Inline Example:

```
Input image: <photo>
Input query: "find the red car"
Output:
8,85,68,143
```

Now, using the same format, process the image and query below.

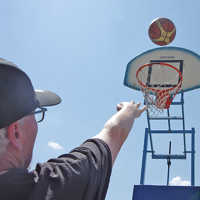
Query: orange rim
136,62,183,94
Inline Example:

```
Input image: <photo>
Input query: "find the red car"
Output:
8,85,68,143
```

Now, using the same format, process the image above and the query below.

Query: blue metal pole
167,141,172,186
140,128,149,185
146,110,154,155
150,130,192,134
181,92,187,157
167,108,171,132
191,128,195,186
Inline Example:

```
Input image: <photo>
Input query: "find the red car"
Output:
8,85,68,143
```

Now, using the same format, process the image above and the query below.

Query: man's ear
7,122,23,151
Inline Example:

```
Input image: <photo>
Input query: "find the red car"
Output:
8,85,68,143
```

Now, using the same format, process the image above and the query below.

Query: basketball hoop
136,63,183,113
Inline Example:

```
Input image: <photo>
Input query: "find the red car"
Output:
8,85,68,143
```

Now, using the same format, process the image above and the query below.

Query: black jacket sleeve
30,139,112,200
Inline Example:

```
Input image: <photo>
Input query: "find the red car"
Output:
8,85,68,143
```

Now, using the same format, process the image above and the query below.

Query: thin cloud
169,176,190,186
48,141,64,150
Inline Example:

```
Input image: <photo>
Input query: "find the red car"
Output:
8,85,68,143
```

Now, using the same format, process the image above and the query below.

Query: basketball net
136,63,182,115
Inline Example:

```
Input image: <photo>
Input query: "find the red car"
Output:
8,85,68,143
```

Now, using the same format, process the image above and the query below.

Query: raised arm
93,101,146,165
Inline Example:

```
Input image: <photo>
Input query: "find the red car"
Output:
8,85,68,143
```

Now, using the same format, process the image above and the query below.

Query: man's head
0,58,61,170
1,115,38,169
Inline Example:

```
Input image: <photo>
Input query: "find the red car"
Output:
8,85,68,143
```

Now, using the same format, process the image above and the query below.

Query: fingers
136,102,141,108
140,105,147,113
135,102,147,114
116,104,121,111
117,101,146,112
116,102,130,111
116,103,124,111
116,101,147,119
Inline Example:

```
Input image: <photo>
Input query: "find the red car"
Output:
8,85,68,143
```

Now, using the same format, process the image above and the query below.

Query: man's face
19,114,38,168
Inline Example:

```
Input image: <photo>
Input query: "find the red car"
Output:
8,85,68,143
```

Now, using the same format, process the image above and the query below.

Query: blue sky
1,0,200,199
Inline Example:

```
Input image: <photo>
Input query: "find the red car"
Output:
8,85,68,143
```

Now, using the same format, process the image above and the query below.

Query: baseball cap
0,58,61,129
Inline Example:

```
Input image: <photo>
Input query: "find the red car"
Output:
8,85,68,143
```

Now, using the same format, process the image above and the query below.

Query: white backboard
124,47,200,93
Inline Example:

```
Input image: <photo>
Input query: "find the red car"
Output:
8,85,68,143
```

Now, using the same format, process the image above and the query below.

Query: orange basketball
148,18,176,46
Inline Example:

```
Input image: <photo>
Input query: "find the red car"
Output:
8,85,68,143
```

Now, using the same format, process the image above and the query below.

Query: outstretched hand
104,101,147,136
116,101,147,119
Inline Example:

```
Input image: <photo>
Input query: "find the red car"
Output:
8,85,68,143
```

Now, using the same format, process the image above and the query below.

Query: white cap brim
35,90,62,107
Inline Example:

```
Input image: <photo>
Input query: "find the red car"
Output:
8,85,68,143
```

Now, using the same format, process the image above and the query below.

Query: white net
136,63,182,115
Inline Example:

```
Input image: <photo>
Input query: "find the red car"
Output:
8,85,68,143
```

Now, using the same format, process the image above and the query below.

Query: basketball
148,18,176,46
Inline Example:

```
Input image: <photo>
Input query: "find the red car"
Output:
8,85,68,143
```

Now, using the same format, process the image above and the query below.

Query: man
0,58,146,200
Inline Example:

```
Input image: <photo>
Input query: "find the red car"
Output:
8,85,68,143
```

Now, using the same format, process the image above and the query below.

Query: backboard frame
124,47,200,93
